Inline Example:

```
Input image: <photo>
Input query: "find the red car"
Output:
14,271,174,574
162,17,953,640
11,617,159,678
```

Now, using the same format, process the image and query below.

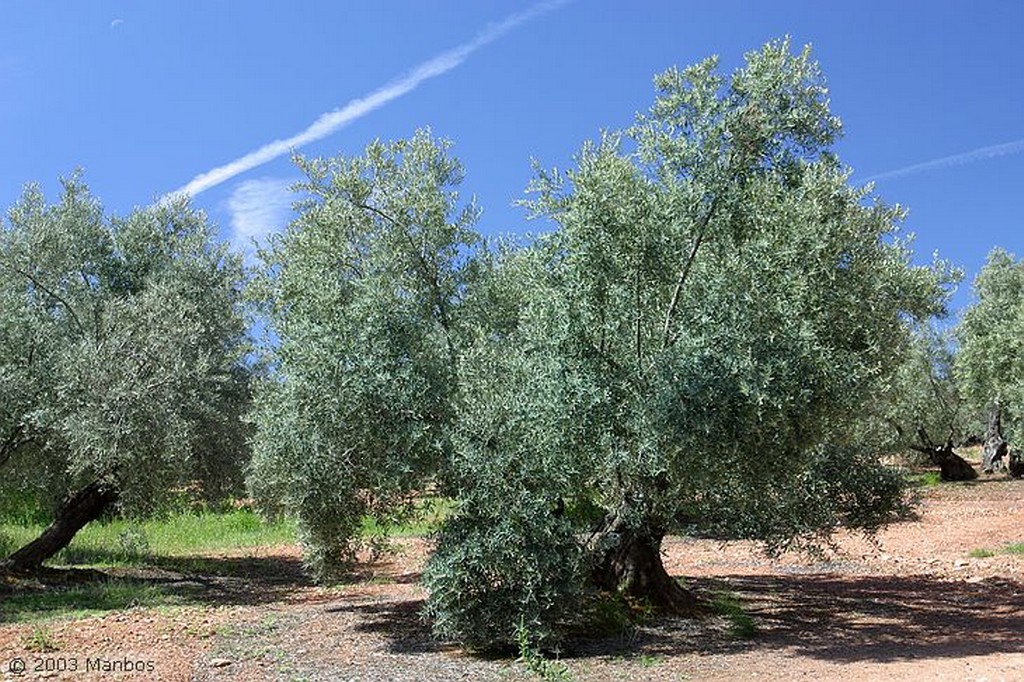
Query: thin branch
79,268,104,342
927,372,953,418
583,332,623,374
144,377,175,393
1,262,87,336
354,200,400,229
635,256,643,374
884,417,904,442
916,426,936,449
354,200,457,360
661,196,719,349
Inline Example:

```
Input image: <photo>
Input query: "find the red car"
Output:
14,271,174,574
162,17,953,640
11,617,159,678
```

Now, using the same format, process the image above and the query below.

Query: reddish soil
2,473,1022,681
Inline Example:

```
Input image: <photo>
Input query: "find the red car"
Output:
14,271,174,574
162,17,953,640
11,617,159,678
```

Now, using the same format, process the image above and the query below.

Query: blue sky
2,1,1021,316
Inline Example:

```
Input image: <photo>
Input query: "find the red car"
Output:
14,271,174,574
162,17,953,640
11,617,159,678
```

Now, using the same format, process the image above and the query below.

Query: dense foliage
247,132,481,579
957,248,1024,443
4,33,1018,657
252,40,956,649
0,176,249,562
861,322,970,454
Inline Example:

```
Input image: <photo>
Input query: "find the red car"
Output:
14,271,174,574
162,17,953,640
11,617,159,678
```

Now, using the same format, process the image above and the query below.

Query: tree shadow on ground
0,553,314,622
947,476,1015,486
0,543,437,624
324,572,1024,665
330,598,444,656
702,573,1024,663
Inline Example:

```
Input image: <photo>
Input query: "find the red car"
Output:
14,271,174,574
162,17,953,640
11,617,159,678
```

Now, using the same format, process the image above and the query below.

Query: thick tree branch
2,479,119,572
910,426,976,481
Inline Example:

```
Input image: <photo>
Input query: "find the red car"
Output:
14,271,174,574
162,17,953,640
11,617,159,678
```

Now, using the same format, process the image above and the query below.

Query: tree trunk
589,514,697,613
910,427,977,481
1009,450,1024,479
2,480,118,573
982,407,1008,474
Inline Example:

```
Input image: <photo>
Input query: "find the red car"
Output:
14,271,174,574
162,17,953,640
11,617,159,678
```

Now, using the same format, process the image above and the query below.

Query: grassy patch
0,489,52,526
710,591,758,639
638,653,662,667
906,471,943,488
514,620,573,681
23,624,61,652
0,509,296,568
969,542,1024,559
577,592,657,639
0,530,15,558
583,594,634,635
0,500,451,624
1,495,451,571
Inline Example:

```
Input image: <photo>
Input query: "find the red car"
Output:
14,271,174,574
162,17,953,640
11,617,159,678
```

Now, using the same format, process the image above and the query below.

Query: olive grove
250,39,957,649
0,177,250,571
956,248,1024,477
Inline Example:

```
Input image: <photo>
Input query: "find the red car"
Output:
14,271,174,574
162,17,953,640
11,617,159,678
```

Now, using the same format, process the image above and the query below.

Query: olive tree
862,323,981,480
956,248,1024,474
248,131,481,580
251,41,954,649
425,38,952,645
885,325,965,446
0,176,249,571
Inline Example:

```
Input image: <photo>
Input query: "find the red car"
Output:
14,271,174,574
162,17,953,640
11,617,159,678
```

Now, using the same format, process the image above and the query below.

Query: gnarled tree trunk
910,427,977,481
2,480,118,573
982,407,1008,474
588,513,697,613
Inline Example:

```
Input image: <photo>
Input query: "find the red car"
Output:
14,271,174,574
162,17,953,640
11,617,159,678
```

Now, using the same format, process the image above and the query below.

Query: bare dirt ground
2,471,1022,682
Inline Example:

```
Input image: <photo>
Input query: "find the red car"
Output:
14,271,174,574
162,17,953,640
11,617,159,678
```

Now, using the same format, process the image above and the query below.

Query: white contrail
164,0,569,201
860,137,1024,183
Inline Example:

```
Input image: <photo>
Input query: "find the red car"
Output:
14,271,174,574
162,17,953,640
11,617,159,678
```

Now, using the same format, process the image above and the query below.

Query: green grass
23,624,61,652
0,508,296,623
582,594,634,635
1,509,297,567
906,471,943,488
0,499,452,624
2,495,452,568
710,591,758,639
514,620,574,681
638,654,662,667
969,542,1024,559
1,495,453,572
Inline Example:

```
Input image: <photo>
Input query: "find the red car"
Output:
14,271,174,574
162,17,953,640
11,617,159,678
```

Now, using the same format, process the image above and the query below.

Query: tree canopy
0,176,250,570
251,39,956,649
248,132,481,578
957,248,1024,444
